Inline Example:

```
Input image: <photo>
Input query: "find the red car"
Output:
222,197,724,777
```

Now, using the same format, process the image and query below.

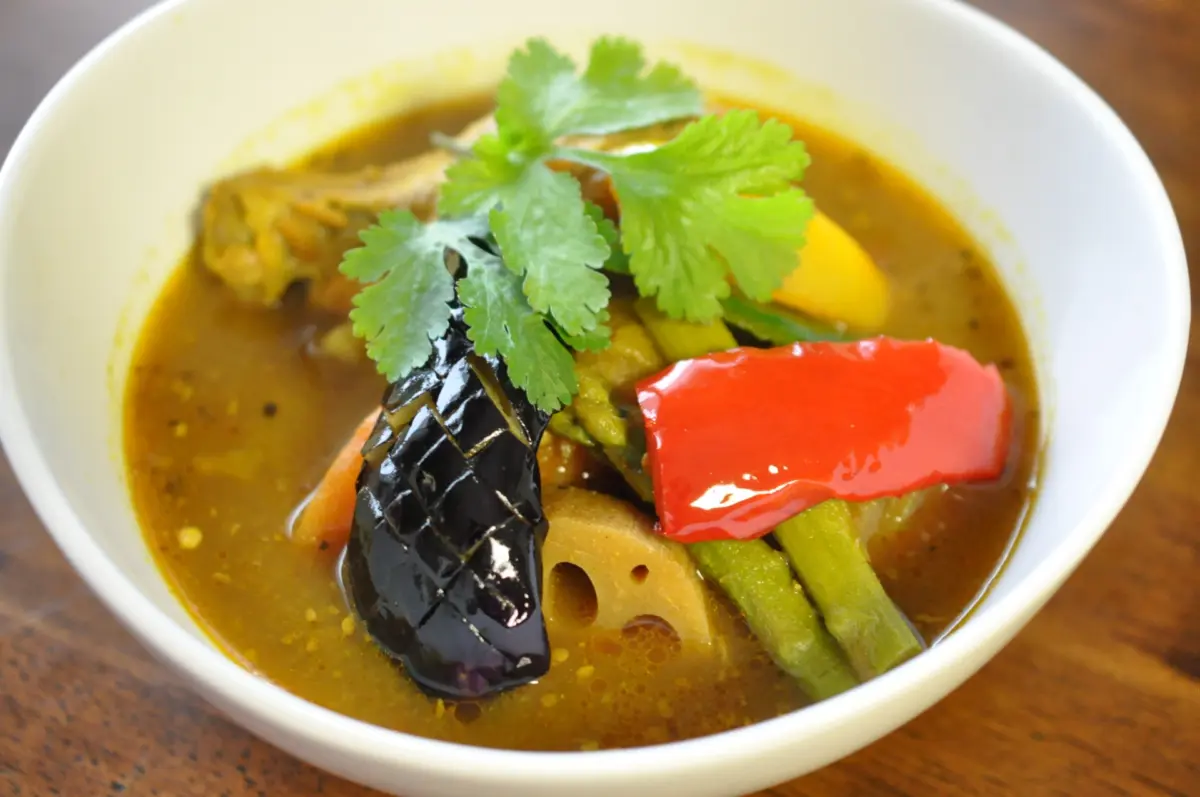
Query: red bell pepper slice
636,338,1012,543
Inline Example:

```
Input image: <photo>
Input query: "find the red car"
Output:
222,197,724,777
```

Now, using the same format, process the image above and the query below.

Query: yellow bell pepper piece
773,212,889,330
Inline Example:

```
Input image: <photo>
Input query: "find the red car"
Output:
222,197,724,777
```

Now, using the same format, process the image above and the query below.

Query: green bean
690,540,857,699
774,501,924,679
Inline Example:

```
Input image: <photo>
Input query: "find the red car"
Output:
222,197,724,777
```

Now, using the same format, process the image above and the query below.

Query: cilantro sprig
561,111,814,320
341,37,814,412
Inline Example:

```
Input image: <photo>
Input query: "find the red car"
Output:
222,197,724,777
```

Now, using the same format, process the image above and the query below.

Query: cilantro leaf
573,37,703,134
494,39,576,146
605,195,730,320
442,37,704,219
561,110,813,320
489,164,611,336
438,134,525,217
505,317,579,410
341,211,483,381
707,191,814,300
457,253,578,410
497,37,703,143
552,310,612,352
585,201,629,274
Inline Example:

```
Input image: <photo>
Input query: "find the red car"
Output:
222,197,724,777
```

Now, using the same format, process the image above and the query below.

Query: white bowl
0,0,1188,795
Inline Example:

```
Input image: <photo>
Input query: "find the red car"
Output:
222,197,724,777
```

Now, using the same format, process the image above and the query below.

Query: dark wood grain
2,1,1197,794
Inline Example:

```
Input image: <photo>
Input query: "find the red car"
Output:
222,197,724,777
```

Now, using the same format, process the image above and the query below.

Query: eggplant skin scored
344,306,552,700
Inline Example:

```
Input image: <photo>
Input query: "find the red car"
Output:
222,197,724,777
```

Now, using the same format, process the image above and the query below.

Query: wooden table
1,1,1196,794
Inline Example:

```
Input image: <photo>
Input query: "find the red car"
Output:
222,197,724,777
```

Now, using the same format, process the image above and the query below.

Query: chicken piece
200,115,496,308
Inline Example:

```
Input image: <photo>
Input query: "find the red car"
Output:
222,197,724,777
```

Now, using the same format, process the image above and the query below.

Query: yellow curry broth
125,94,1038,750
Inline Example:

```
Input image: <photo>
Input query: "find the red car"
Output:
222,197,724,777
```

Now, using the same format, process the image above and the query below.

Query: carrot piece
292,408,381,550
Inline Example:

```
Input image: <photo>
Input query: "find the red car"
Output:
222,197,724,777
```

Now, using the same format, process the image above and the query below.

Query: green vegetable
720,294,849,345
458,250,581,409
341,213,481,382
342,36,817,412
690,540,857,699
492,37,702,142
564,306,665,497
562,112,814,321
566,375,655,502
487,164,612,338
547,411,595,447
603,435,656,504
774,501,924,679
586,202,630,275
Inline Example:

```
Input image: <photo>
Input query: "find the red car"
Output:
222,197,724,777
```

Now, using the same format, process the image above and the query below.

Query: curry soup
125,93,1038,751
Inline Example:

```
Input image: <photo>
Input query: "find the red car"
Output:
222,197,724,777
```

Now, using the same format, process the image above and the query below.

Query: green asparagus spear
774,501,924,679
690,540,858,699
563,302,667,489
